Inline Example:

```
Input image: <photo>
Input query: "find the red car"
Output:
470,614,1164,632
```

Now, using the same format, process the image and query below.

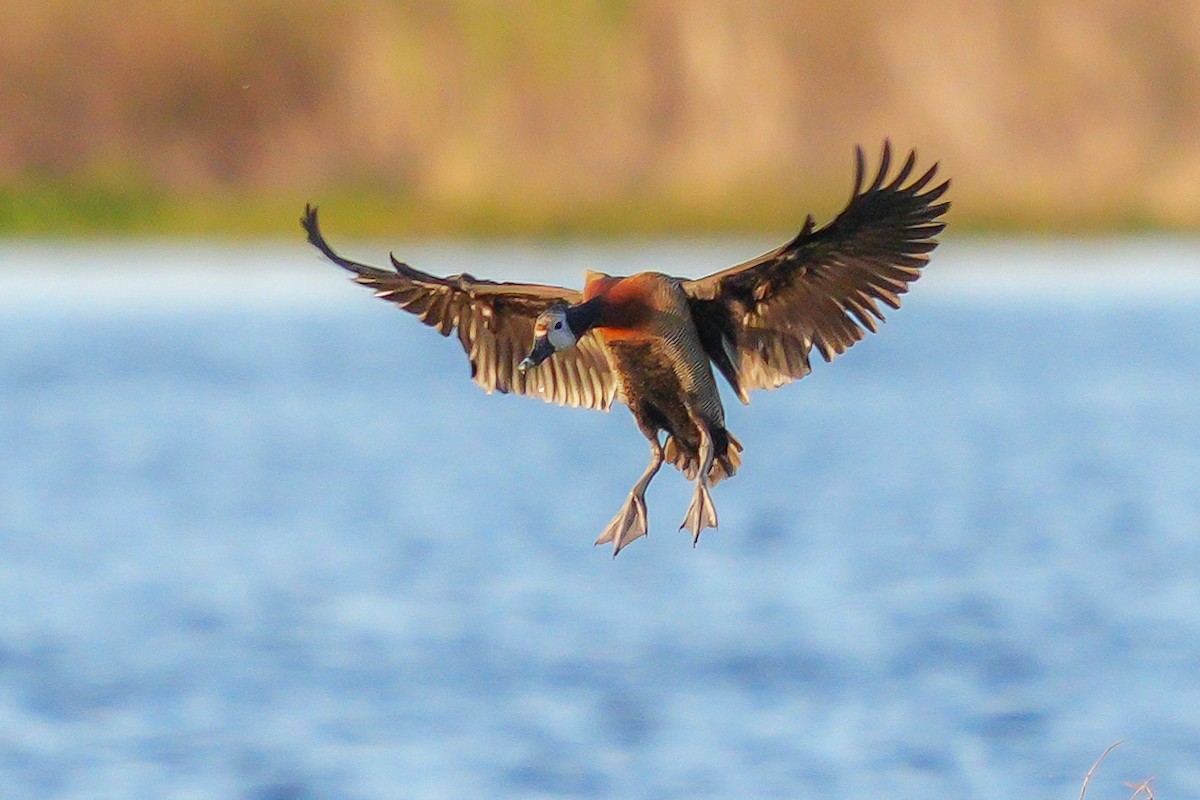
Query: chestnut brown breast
585,270,725,426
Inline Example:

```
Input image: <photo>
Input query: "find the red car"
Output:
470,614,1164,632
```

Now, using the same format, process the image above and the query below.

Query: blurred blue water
0,240,1198,799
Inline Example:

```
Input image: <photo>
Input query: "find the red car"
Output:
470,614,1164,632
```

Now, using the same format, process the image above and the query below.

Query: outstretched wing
682,141,950,403
302,205,618,411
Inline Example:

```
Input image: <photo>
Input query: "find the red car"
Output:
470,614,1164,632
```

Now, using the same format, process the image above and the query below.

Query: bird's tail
665,428,742,485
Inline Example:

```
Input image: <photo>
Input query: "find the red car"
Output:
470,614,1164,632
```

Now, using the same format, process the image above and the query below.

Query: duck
301,141,950,556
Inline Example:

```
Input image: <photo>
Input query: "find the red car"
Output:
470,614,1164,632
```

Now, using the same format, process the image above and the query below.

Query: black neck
566,297,604,334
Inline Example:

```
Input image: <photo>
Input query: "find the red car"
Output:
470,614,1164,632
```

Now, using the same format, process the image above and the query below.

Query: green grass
0,181,1186,240
0,181,820,239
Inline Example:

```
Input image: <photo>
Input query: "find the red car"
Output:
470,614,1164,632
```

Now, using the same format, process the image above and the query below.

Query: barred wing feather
302,205,618,411
682,142,950,403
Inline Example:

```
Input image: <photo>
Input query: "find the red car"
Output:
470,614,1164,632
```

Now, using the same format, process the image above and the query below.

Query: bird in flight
302,141,949,556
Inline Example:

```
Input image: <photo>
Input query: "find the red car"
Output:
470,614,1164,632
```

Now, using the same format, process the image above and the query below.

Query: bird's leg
596,438,664,557
680,426,718,544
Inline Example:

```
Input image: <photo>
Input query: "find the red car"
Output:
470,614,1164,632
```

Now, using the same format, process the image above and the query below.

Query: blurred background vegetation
1,0,1198,237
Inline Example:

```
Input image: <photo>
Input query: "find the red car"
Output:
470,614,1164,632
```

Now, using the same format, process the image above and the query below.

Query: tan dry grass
1079,741,1158,800
2,1,1199,234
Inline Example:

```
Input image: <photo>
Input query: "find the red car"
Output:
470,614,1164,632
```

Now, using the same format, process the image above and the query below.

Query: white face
536,306,577,351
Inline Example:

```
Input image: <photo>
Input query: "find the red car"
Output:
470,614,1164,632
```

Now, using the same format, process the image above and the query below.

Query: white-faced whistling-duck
302,141,950,556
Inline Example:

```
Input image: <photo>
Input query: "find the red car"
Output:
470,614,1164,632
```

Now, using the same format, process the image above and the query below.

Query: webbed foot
679,483,718,545
595,492,649,557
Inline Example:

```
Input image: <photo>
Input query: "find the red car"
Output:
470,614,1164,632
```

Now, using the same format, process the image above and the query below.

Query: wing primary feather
918,179,952,205
568,360,585,408
547,357,565,406
301,205,394,281
904,163,942,195
679,141,948,396
886,149,918,191
303,205,620,412
843,295,881,331
866,140,892,194
908,223,948,239
922,197,952,219
852,146,867,198
494,332,511,393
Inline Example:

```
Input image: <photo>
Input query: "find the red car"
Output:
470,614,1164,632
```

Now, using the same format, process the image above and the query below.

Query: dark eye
554,322,563,330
